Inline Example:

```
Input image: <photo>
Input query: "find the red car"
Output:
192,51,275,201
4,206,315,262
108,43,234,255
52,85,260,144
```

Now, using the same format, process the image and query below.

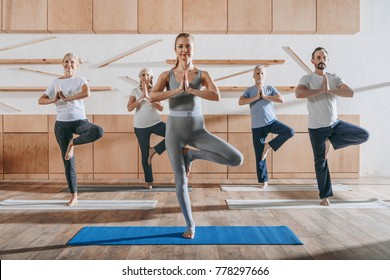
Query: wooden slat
219,86,296,92
0,86,112,92
166,59,285,65
97,39,162,68
0,58,83,64
0,37,56,52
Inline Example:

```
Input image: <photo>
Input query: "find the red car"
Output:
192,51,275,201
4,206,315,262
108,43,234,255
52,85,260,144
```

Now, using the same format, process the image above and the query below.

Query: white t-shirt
130,87,162,128
298,72,344,129
45,77,88,121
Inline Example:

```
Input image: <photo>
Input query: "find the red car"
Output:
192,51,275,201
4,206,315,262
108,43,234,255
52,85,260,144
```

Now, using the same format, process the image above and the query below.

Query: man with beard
296,47,369,206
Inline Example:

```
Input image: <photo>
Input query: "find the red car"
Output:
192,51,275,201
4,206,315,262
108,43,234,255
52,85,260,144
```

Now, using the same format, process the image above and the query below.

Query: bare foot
183,231,195,239
320,198,331,206
145,182,153,189
147,147,157,165
261,143,271,161
182,148,192,177
259,181,268,189
66,194,78,206
325,139,331,159
65,140,74,160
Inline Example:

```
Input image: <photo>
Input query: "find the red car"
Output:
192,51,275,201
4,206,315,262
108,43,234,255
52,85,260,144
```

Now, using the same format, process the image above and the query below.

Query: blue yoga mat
67,226,302,245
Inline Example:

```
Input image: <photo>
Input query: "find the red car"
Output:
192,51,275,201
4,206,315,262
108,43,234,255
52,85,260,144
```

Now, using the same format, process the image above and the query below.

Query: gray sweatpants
166,115,243,233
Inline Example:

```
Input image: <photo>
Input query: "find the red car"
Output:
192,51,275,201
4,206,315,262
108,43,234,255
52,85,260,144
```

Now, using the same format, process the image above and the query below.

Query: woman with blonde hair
38,53,104,206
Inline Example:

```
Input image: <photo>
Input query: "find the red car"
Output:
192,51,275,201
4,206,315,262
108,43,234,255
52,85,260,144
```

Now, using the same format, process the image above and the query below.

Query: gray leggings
54,119,104,193
166,116,243,233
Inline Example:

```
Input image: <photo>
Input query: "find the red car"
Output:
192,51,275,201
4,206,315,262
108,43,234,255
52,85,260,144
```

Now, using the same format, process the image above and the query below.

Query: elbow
295,92,303,99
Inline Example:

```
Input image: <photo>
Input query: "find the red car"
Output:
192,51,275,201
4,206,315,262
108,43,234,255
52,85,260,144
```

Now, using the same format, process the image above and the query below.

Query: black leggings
54,119,104,193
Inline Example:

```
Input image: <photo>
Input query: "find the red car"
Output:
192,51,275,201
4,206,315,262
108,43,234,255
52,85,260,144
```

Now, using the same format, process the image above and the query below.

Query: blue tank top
167,69,203,112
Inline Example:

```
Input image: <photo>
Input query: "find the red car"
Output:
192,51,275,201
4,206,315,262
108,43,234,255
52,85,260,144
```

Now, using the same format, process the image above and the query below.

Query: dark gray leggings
54,119,104,193
166,116,243,233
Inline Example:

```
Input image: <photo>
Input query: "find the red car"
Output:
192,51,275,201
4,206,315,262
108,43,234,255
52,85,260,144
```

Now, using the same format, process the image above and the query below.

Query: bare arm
150,71,181,102
59,84,90,101
328,83,354,98
38,93,59,105
295,84,324,99
238,91,260,106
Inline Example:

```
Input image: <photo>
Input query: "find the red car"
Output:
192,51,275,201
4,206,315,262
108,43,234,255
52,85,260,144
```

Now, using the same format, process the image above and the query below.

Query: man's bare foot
325,139,331,159
66,194,78,206
183,231,195,239
259,181,268,189
182,148,192,177
145,182,153,189
320,198,331,206
147,147,157,165
65,140,74,160
261,143,271,161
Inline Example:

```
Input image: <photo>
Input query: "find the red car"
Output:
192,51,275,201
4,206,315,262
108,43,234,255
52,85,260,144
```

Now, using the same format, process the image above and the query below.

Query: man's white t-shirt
298,72,344,129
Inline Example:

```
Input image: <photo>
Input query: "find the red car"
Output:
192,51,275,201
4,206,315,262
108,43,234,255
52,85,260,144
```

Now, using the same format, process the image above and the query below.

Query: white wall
0,0,389,177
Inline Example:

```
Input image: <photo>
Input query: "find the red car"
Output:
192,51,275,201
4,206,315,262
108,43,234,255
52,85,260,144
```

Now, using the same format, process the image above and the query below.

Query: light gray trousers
166,115,243,233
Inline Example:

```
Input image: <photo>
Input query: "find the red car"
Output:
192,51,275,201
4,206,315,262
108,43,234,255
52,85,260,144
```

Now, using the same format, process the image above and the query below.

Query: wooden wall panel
316,0,360,34
204,115,227,132
48,0,92,33
93,133,138,174
138,0,182,33
93,0,137,33
227,0,271,34
277,115,308,133
93,115,133,132
272,133,314,173
0,134,3,176
3,115,48,132
183,0,227,33
272,0,316,34
227,115,252,133
2,0,48,32
3,134,48,173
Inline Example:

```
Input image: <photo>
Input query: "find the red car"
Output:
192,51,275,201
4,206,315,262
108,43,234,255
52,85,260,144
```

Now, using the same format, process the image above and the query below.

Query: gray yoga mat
0,199,158,210
226,198,389,209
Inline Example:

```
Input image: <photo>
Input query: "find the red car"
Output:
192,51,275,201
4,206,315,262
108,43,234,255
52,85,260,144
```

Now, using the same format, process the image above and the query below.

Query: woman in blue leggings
38,53,104,206
151,33,243,239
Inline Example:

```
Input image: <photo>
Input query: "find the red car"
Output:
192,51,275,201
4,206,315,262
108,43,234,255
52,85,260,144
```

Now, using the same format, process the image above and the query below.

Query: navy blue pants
134,122,166,183
55,119,104,193
308,120,369,199
252,120,294,183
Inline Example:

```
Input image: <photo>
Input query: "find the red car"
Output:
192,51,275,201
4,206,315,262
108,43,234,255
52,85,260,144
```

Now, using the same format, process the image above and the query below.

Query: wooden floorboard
0,178,389,260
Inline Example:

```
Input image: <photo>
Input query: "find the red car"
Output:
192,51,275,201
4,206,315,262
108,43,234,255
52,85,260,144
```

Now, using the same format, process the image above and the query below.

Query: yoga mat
221,184,352,192
72,185,191,192
67,225,302,245
226,198,390,209
0,199,157,210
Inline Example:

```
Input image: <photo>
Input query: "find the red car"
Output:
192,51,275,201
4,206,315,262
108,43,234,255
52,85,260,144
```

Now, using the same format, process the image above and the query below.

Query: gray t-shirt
298,72,344,129
45,77,87,121
130,87,162,128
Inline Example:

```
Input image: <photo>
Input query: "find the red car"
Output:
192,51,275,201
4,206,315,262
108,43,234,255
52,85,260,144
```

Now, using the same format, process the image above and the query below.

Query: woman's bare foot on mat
66,194,78,206
183,231,195,239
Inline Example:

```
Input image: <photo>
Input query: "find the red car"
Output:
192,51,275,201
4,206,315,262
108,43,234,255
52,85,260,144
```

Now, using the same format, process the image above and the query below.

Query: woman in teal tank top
151,33,243,239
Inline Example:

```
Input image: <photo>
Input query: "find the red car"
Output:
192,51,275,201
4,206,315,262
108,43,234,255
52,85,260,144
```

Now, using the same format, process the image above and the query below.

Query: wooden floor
0,178,389,260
